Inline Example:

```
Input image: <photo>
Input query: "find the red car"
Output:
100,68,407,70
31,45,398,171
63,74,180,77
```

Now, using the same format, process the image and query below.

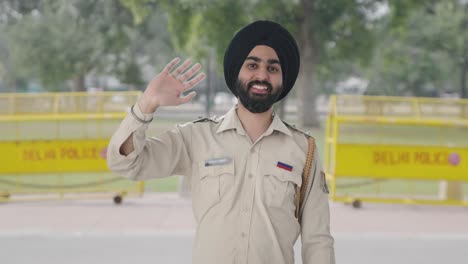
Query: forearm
118,100,158,156
119,133,135,156
106,102,154,179
107,102,191,181
107,57,202,179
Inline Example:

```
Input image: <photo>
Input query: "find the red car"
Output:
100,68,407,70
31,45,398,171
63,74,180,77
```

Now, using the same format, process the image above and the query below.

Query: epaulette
192,116,222,123
282,120,312,138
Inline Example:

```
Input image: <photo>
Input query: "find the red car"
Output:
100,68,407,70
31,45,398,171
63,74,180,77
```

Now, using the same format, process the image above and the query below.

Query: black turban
223,20,300,102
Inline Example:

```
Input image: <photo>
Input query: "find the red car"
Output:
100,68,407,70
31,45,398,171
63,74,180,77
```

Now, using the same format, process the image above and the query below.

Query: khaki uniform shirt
107,104,335,264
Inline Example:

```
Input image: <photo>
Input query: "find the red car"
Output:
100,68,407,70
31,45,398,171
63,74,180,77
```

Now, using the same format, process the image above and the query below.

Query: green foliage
5,0,463,98
118,0,156,25
119,60,146,89
366,0,468,97
3,1,124,90
1,0,171,91
162,0,248,66
138,0,387,87
409,1,467,60
7,3,105,90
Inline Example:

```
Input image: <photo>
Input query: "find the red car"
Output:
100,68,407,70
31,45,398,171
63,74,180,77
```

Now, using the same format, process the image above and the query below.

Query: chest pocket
194,159,235,220
262,161,302,209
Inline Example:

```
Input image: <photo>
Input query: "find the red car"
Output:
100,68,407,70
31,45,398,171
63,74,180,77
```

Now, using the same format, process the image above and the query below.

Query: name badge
204,157,232,167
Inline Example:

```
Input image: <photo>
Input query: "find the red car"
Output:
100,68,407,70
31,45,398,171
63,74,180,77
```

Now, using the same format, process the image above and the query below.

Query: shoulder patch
282,121,311,138
192,116,222,124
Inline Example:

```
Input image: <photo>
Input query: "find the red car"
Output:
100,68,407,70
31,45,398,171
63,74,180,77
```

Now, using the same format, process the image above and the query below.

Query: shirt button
248,173,253,179
241,232,246,238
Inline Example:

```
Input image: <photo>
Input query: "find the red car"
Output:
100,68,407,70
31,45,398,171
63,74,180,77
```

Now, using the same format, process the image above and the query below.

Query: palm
143,58,206,107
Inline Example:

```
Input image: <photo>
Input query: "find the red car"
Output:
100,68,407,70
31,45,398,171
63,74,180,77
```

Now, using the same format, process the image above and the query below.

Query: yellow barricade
0,91,144,203
325,95,468,208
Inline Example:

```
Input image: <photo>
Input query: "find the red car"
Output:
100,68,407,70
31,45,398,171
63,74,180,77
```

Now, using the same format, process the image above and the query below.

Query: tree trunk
129,84,137,91
297,0,320,128
205,49,215,116
71,74,86,113
278,97,287,119
73,74,86,92
461,62,466,99
461,61,467,119
12,78,18,93
462,3,468,99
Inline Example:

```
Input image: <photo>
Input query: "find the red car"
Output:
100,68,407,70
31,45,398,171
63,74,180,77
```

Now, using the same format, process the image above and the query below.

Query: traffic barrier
324,95,468,208
0,91,144,203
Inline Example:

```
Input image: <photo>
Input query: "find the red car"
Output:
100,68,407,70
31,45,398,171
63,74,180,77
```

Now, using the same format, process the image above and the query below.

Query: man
107,20,335,264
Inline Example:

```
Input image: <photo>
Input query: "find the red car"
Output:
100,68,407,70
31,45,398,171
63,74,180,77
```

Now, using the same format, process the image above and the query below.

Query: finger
170,58,192,77
163,57,181,74
183,72,206,91
178,91,196,105
178,63,202,82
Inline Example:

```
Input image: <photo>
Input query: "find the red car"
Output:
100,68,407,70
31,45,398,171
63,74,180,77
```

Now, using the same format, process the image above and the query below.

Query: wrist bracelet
130,104,153,124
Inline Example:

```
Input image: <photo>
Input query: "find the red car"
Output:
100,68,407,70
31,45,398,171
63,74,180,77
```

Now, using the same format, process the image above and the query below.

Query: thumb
178,91,196,105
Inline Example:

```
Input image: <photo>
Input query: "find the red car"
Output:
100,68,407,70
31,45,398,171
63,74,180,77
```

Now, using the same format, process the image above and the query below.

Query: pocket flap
263,161,302,187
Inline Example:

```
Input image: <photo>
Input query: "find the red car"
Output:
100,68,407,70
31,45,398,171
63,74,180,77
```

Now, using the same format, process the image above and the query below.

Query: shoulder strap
296,136,316,223
192,116,222,123
282,120,310,137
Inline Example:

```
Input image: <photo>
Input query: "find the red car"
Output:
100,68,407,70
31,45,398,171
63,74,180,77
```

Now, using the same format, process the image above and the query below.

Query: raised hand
138,58,206,113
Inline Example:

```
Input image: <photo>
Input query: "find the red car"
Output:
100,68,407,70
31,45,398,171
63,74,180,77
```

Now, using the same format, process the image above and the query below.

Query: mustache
247,80,273,92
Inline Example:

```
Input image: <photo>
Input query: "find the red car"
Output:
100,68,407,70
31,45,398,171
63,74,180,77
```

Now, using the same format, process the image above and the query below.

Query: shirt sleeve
106,104,192,181
300,151,336,264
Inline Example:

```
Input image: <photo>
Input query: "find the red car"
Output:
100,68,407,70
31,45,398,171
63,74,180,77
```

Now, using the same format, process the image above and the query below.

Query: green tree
2,0,171,92
0,26,17,92
121,0,422,127
365,1,467,98
410,0,468,98
4,1,126,91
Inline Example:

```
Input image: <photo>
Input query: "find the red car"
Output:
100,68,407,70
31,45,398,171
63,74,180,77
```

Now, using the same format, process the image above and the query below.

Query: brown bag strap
296,136,316,223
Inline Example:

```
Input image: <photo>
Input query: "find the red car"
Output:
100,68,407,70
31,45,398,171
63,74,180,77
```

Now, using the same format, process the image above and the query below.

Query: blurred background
1,1,468,264
2,1,466,109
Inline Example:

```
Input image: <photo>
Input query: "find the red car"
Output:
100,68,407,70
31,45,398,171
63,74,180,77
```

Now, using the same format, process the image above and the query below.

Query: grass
0,173,138,193
0,173,180,194
333,178,468,197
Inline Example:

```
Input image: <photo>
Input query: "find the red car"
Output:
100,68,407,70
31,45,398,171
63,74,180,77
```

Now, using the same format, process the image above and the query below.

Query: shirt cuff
133,102,155,122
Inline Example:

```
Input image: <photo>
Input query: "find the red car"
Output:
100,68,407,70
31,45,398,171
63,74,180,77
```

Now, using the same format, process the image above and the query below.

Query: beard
234,79,282,113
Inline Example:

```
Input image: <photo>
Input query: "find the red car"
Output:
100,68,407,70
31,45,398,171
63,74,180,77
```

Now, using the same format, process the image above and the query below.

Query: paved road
1,193,467,263
1,232,467,264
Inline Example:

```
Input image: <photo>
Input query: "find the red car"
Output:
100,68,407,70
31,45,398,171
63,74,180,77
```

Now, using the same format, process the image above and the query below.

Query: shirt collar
216,106,246,135
216,105,292,137
266,112,293,137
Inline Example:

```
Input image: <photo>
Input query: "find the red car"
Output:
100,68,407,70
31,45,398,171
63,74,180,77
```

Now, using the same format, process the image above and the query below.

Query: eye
268,66,279,73
247,63,257,70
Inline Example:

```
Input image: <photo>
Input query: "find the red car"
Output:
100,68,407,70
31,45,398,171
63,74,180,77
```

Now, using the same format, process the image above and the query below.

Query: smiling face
235,45,283,113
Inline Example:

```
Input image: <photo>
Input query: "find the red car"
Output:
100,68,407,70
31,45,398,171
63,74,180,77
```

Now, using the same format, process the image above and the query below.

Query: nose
253,66,269,81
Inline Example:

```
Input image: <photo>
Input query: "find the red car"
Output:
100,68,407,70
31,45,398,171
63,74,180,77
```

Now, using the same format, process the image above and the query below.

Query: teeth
252,85,267,90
